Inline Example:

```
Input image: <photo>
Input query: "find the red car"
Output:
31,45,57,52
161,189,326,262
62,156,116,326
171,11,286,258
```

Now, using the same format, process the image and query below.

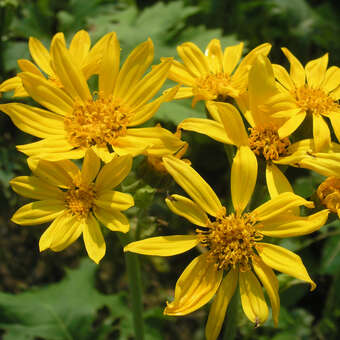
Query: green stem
118,233,145,340
223,288,239,340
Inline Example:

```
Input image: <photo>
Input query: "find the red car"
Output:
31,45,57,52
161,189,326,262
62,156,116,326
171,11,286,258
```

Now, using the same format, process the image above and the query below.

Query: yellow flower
0,33,184,162
125,157,328,340
10,149,134,263
317,177,340,218
165,39,271,107
0,30,110,97
273,48,340,152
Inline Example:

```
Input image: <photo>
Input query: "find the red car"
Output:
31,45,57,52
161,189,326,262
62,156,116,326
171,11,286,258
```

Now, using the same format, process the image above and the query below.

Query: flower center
65,181,95,218
197,208,262,272
194,73,239,101
248,126,290,161
294,86,339,116
317,176,340,213
64,94,134,148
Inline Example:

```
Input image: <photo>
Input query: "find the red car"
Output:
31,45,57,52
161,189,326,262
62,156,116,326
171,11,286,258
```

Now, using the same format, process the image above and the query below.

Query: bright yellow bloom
0,33,184,162
10,149,134,263
165,39,271,106
125,157,328,340
273,48,340,152
0,30,110,97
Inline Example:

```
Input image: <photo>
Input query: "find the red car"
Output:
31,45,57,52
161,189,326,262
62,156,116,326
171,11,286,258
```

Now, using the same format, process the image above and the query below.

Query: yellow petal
205,269,238,340
83,213,106,264
281,48,305,88
11,200,65,226
165,194,209,227
112,135,151,157
277,111,306,138
98,32,120,96
172,86,194,99
253,192,314,221
10,176,63,200
19,72,73,116
0,103,65,138
167,59,196,85
330,113,340,144
28,37,53,75
205,39,223,74
223,42,243,76
93,206,130,233
69,30,91,68
209,101,249,147
17,59,44,77
164,254,223,315
163,156,222,216
81,149,101,186
321,66,340,94
300,156,340,177
256,242,316,290
124,235,199,256
95,154,132,192
51,37,91,102
258,209,329,237
231,146,257,214
305,54,328,89
252,257,280,326
0,76,23,93
239,270,268,325
95,190,134,211
273,64,294,91
265,163,293,198
313,114,331,152
179,118,230,144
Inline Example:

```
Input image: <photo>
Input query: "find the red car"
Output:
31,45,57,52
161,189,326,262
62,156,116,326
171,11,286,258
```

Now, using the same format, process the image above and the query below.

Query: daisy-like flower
0,30,110,97
10,149,134,263
273,48,340,152
124,156,328,340
165,39,271,107
0,33,184,162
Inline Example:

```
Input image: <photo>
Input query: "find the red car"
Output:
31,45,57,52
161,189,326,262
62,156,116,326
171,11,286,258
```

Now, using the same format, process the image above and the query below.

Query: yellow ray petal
273,64,294,91
205,39,223,74
0,103,65,138
112,135,151,157
281,48,305,88
95,190,134,211
258,209,329,237
0,76,23,93
313,114,331,152
98,32,120,97
223,42,243,76
277,111,306,139
164,254,223,315
300,156,340,177
95,154,132,192
305,54,328,89
51,37,91,102
83,213,106,263
177,42,209,77
165,194,209,227
209,101,249,147
114,39,154,100
239,270,268,325
167,59,196,85
28,37,53,75
51,220,82,252
11,200,66,226
231,146,257,214
172,86,194,99
93,206,130,233
81,149,101,186
69,30,91,67
253,192,314,221
19,72,73,116
91,145,115,163
329,113,340,144
124,235,199,256
252,257,279,326
179,118,230,144
265,163,293,198
163,156,222,217
320,66,340,94
10,176,63,200
256,242,316,290
17,59,44,77
205,268,238,340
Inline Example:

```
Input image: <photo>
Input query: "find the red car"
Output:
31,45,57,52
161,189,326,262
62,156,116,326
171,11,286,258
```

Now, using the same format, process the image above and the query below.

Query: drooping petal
83,213,106,263
81,149,101,186
239,270,268,325
28,37,53,75
272,64,294,91
164,254,223,315
165,194,209,227
93,206,130,233
305,54,328,89
265,163,293,198
163,156,222,216
95,190,134,211
124,235,199,256
11,200,66,226
95,154,132,192
205,39,223,74
69,30,91,68
231,146,257,214
256,242,316,290
281,48,305,88
313,114,331,152
258,209,329,237
223,42,243,76
205,268,238,340
252,257,280,326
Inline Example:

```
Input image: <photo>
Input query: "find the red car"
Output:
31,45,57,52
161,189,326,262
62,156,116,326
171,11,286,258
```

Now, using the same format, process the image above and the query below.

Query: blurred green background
0,0,340,339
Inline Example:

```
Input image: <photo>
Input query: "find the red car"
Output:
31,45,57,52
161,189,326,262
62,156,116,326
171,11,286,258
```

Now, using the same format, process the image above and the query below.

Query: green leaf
320,232,340,275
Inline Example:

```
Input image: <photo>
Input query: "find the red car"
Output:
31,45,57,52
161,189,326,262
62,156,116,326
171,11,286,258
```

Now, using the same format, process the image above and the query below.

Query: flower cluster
1,30,339,339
